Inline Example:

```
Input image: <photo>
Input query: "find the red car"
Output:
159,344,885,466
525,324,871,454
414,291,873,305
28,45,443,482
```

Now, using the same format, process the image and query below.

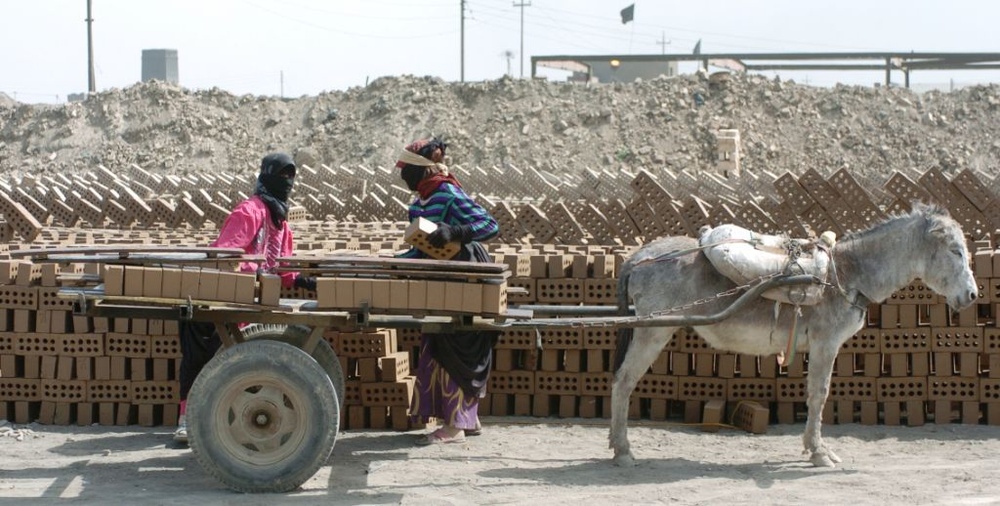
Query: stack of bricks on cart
0,251,512,429
0,163,998,432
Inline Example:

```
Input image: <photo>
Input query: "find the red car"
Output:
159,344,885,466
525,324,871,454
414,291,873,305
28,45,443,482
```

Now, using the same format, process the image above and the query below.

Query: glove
293,274,317,292
428,223,474,248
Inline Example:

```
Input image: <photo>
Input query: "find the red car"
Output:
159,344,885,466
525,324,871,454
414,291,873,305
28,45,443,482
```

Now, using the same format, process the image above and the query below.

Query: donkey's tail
612,258,634,373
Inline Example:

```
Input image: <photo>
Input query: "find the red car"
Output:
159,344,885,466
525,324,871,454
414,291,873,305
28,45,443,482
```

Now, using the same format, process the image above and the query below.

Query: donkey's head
916,204,977,310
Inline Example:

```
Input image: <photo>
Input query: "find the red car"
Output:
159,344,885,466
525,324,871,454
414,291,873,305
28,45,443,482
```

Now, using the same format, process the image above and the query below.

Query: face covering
260,172,294,201
401,165,425,192
255,172,294,227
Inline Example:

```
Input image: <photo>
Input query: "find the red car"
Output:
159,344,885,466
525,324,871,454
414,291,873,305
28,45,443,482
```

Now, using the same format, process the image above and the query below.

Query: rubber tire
240,323,346,409
187,339,339,493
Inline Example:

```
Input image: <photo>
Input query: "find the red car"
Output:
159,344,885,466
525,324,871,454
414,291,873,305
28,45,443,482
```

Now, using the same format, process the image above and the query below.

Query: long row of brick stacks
0,162,998,432
3,159,998,248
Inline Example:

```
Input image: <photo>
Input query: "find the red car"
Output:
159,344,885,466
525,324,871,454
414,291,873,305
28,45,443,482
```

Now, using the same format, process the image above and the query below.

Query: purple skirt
409,336,480,430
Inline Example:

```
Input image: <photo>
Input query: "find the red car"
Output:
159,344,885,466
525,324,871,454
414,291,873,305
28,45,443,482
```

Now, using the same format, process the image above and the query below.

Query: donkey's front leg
803,342,842,467
610,327,675,467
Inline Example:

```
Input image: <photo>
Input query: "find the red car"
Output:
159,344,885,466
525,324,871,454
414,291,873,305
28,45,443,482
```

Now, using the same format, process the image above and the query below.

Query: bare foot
416,425,466,445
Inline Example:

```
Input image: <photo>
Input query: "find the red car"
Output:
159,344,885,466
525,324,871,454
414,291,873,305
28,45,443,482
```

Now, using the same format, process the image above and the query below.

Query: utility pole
460,0,465,82
86,0,96,93
503,50,514,77
656,31,671,54
513,1,530,78
280,71,284,98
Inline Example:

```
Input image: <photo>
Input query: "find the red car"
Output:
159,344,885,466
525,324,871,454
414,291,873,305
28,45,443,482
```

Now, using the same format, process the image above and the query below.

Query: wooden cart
15,247,816,493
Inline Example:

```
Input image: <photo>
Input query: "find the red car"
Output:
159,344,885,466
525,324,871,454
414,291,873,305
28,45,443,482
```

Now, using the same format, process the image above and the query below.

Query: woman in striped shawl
396,138,500,445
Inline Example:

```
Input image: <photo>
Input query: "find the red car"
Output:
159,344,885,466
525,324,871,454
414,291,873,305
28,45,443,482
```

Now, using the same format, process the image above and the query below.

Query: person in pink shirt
173,152,316,444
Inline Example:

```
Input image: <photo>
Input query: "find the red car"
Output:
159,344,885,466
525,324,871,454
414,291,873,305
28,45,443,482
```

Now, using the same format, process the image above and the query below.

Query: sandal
466,420,483,437
416,428,466,446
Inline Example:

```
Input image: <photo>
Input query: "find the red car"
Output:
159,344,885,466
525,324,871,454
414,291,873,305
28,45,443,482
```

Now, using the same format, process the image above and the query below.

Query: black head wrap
255,152,296,227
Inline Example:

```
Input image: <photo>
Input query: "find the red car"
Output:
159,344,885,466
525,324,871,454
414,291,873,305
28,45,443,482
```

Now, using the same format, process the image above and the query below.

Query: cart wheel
240,323,346,409
187,339,339,493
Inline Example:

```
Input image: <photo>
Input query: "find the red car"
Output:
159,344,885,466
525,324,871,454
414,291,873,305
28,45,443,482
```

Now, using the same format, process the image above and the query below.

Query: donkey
610,203,978,467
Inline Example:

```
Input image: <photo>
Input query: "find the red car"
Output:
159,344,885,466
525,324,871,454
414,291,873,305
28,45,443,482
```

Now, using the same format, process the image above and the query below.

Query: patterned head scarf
396,138,461,199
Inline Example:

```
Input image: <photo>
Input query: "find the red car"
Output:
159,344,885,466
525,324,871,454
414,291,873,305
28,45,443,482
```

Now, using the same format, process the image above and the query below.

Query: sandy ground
2,417,1000,506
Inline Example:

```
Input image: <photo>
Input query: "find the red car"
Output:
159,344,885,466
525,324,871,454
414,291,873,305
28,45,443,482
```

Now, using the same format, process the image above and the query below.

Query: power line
474,0,877,58
257,0,448,21
0,90,62,102
240,0,458,40
524,2,883,52
469,1,690,49
468,14,608,53
469,10,612,53
521,3,696,46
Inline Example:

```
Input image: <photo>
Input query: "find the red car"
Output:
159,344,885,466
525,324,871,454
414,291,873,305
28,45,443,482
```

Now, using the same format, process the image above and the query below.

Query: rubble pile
1,72,999,182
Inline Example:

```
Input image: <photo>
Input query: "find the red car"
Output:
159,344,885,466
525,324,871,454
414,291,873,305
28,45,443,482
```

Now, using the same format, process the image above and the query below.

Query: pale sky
3,0,999,104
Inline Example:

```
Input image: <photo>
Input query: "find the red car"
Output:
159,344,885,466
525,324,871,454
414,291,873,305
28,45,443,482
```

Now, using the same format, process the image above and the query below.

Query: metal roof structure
532,52,1000,88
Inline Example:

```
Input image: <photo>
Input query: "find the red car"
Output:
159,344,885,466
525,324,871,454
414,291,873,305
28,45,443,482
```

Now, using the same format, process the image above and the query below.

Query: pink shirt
210,195,297,288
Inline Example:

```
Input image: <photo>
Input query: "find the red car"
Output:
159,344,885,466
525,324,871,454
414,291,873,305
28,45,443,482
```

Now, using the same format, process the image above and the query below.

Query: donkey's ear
927,221,947,236
925,215,952,238
927,220,948,238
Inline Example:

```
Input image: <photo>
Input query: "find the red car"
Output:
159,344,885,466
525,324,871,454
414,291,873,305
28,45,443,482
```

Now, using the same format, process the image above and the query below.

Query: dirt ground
2,417,1000,505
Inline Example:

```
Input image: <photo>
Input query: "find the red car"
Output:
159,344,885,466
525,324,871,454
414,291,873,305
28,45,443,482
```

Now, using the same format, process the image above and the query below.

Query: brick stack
0,258,184,427
3,162,999,247
482,249,624,420
474,244,1000,430
331,328,416,430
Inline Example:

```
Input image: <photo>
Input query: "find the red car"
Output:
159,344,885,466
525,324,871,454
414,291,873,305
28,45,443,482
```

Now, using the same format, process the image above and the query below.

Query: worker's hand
293,274,317,292
428,223,456,248
428,223,474,248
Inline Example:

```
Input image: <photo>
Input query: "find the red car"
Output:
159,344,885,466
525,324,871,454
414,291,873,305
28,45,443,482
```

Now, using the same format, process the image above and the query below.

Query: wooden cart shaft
66,274,819,350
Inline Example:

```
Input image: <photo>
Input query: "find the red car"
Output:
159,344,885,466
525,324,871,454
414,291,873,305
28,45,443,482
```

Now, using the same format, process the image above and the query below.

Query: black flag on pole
620,4,635,24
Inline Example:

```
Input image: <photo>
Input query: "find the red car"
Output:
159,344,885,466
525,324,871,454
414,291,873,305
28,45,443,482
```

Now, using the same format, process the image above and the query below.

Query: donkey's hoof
810,452,837,468
613,452,636,467
827,448,842,464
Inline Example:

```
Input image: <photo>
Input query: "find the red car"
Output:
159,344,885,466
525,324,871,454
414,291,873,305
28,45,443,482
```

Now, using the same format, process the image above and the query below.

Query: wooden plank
286,266,510,282
9,246,248,260
28,255,260,266
276,254,509,274
57,290,289,311
55,273,103,284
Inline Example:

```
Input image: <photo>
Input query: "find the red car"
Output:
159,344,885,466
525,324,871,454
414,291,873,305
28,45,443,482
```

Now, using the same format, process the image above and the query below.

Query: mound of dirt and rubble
1,72,999,181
